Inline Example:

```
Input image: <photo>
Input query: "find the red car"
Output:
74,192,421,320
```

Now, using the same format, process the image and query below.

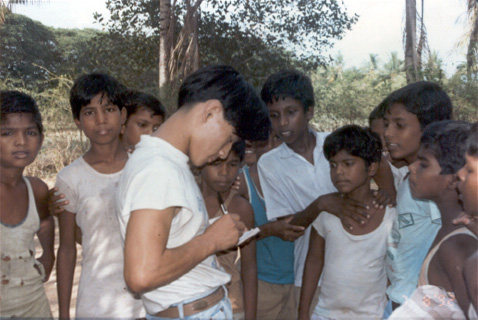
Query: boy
200,140,257,320
298,125,396,320
369,100,408,190
408,121,476,314
258,70,387,315
456,122,478,317
0,90,55,317
120,90,166,152
240,132,300,320
116,65,270,319
55,73,144,318
383,81,453,310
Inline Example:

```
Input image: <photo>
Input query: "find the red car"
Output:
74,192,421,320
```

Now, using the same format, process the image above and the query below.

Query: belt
154,287,225,318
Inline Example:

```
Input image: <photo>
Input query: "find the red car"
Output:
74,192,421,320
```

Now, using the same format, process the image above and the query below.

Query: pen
217,192,229,214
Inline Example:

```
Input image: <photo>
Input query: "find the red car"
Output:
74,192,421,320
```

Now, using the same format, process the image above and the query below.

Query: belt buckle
192,300,209,310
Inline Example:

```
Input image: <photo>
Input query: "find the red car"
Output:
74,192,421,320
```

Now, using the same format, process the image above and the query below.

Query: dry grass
25,129,89,180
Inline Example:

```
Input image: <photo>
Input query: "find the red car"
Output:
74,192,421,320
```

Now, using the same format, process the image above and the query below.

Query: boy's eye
344,161,354,167
287,109,296,115
152,125,159,132
137,122,147,128
1,131,12,136
396,122,405,129
27,130,38,136
383,121,389,128
84,110,94,116
269,112,278,119
106,107,117,113
329,162,337,168
229,161,239,167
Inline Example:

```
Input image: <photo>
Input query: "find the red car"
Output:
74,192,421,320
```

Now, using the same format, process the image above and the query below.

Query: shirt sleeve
127,165,190,214
258,156,296,220
312,211,327,238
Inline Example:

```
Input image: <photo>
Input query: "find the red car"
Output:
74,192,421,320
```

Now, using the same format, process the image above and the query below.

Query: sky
11,0,470,76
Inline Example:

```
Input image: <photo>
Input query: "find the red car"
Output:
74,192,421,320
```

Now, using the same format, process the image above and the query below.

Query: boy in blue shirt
382,81,453,311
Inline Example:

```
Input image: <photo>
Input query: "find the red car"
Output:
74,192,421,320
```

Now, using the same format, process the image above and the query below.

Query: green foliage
0,14,62,86
95,0,358,82
311,52,477,132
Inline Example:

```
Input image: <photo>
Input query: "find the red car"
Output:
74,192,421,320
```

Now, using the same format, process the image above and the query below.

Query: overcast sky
12,0,469,76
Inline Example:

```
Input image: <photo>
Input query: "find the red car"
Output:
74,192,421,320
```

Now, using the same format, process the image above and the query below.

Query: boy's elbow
125,266,159,294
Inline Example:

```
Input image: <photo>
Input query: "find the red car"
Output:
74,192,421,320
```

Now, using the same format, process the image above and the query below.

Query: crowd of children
0,65,477,320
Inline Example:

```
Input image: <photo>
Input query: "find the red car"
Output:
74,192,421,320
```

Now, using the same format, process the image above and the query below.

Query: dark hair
178,65,270,141
385,81,452,129
230,140,246,162
1,90,43,134
261,69,315,112
420,120,471,174
369,98,388,126
122,90,166,120
70,73,127,120
324,125,382,167
466,122,478,157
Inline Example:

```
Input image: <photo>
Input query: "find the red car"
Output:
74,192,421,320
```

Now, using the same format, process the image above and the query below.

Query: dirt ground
35,218,82,318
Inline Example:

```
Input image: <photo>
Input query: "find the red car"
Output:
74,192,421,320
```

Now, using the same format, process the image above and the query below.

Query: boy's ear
447,174,460,190
203,99,223,122
367,162,379,177
121,108,127,125
74,118,82,130
39,133,44,148
306,106,314,121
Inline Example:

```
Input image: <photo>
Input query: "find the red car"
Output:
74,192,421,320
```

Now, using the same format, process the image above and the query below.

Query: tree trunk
159,0,172,101
405,0,419,83
467,9,478,75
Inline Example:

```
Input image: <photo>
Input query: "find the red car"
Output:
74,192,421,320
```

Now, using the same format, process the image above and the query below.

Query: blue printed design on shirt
398,213,414,229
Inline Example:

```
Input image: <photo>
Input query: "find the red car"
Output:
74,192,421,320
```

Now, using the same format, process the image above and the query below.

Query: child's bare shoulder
230,194,254,227
26,176,49,219
437,232,477,265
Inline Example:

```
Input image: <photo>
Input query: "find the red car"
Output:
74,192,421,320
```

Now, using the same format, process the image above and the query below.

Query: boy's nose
96,111,107,124
14,132,27,146
218,165,227,176
279,115,288,127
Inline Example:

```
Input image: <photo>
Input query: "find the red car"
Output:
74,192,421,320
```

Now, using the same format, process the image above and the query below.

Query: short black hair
420,120,471,174
466,122,478,158
385,81,452,129
369,98,388,126
230,140,246,162
1,90,43,134
122,90,166,120
324,125,382,167
178,65,270,141
70,73,127,120
261,69,315,112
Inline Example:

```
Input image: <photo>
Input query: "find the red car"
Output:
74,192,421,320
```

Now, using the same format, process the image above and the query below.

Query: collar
279,128,323,160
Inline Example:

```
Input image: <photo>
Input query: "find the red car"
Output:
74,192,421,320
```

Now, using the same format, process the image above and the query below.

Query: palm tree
404,0,429,83
466,0,478,75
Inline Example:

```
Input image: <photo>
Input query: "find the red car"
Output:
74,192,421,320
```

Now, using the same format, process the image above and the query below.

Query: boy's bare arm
298,228,325,320
372,157,397,206
57,210,78,319
437,235,478,314
30,177,55,280
231,197,258,320
290,193,370,230
257,216,305,242
124,207,245,294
